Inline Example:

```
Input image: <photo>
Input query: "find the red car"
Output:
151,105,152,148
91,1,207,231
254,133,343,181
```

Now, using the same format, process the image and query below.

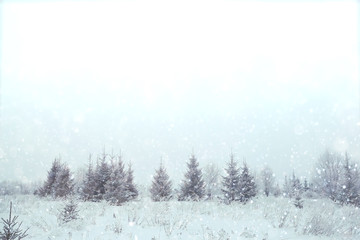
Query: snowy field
0,195,359,240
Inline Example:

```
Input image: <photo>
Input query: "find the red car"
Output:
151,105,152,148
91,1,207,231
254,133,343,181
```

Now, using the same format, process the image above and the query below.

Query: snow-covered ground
0,195,359,240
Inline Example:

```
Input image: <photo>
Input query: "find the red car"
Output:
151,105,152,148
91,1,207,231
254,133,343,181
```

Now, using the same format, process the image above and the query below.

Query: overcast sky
0,0,359,185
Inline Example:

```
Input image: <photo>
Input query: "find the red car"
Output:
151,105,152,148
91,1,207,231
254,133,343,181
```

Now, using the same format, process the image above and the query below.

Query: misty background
0,1,359,185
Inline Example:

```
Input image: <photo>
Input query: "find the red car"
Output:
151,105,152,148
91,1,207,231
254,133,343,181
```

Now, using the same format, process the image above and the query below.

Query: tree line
34,149,360,207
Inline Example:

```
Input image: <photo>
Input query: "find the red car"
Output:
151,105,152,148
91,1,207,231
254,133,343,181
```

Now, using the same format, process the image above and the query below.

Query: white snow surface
0,195,359,240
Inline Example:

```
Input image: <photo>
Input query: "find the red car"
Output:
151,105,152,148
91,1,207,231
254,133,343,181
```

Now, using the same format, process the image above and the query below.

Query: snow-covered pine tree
238,162,256,203
54,164,74,199
293,194,304,209
0,202,29,240
80,156,97,201
104,156,127,205
124,163,138,201
94,152,111,201
150,162,172,201
37,158,62,197
303,178,309,192
340,153,360,206
178,154,205,201
221,154,241,203
59,198,79,224
290,171,302,198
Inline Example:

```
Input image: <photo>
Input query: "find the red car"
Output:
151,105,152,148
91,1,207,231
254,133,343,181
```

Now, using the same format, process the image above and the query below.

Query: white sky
0,0,359,185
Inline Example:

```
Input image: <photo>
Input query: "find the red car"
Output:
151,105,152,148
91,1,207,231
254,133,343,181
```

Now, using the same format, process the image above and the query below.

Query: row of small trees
36,152,258,204
176,154,256,203
152,154,257,203
36,149,360,207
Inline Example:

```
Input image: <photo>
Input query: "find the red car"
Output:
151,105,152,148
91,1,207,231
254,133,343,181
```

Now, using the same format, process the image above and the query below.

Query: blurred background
0,0,359,184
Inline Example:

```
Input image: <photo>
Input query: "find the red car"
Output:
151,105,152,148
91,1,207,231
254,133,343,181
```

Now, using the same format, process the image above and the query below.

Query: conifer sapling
59,199,80,224
150,162,172,201
178,154,205,201
0,202,29,240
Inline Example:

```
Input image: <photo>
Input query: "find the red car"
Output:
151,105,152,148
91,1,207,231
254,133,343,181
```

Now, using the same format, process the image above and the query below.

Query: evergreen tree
238,162,256,203
37,158,61,197
59,199,79,224
178,154,205,201
94,153,111,201
294,195,304,209
303,178,309,192
290,171,302,198
54,164,74,198
104,156,127,205
80,157,97,201
221,154,241,203
0,202,29,240
150,162,172,201
340,153,360,206
124,163,138,201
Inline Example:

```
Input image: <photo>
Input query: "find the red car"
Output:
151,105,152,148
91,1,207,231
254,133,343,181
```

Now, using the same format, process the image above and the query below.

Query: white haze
0,0,359,185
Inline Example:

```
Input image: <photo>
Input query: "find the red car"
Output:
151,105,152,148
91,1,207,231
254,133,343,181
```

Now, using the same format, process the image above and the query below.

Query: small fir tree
222,154,241,203
80,157,97,201
37,158,61,197
238,162,256,203
290,171,302,198
125,163,138,201
54,164,74,199
104,156,127,205
340,153,360,206
59,199,80,224
294,195,304,209
94,153,111,201
303,178,309,192
178,154,205,201
150,162,172,201
0,202,29,240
